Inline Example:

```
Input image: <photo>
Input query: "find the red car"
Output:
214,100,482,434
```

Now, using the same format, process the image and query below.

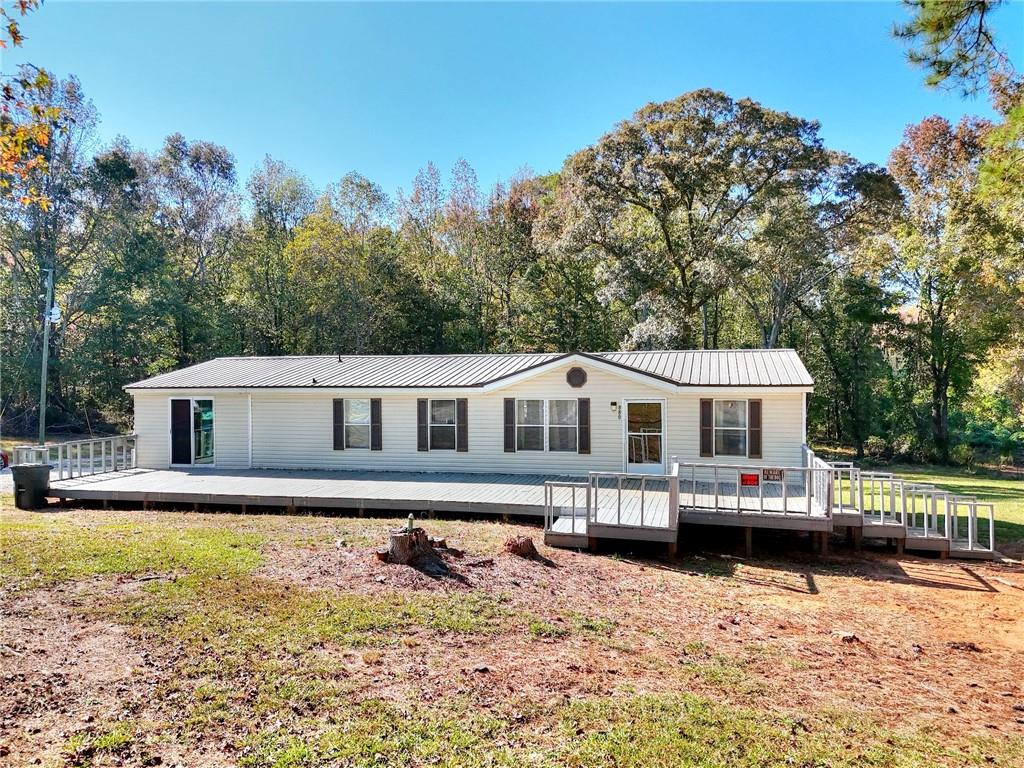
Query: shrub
950,443,976,468
864,435,889,460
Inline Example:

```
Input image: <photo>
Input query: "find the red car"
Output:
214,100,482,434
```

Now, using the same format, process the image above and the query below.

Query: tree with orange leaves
1,1,58,208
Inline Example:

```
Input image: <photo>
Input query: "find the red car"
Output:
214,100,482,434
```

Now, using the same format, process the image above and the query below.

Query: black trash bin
12,464,50,510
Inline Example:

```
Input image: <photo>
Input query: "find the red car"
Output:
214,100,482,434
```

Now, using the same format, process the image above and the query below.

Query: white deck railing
12,434,137,480
543,480,590,536
544,458,680,535
677,461,833,518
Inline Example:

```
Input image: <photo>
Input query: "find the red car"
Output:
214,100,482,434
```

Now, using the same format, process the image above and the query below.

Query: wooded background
2,1,1022,464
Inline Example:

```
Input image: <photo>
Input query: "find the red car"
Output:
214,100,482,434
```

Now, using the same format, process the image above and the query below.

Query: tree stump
503,535,539,559
378,527,450,575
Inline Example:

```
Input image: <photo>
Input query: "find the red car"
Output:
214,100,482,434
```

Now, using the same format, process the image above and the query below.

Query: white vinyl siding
246,364,663,474
670,391,803,467
131,365,807,474
131,391,249,469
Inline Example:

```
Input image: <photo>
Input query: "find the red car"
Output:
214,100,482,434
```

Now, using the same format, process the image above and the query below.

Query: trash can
12,464,50,510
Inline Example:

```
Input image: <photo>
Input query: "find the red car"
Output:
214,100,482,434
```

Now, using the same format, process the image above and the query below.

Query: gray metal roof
124,349,813,390
600,349,813,387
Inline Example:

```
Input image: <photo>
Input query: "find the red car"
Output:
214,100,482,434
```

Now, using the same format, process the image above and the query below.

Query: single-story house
33,349,995,559
123,349,813,475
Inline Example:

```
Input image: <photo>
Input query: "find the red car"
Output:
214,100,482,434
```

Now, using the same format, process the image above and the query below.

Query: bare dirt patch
0,579,238,767
1,583,146,766
258,527,1024,737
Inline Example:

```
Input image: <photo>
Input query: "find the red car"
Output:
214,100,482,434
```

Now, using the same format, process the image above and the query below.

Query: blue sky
4,1,1023,198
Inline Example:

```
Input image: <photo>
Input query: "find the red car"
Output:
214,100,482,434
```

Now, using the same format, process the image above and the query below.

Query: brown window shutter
333,399,345,451
456,398,468,452
416,398,428,451
370,398,382,451
748,399,762,459
503,398,516,452
577,398,590,454
699,398,713,457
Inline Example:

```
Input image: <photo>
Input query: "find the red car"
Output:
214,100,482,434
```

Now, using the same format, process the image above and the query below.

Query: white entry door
624,400,665,474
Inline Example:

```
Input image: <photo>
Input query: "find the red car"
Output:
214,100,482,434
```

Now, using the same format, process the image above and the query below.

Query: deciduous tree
536,88,828,348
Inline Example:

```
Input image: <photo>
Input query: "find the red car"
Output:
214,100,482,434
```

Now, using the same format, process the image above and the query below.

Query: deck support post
667,541,678,558
744,527,753,558
818,531,829,555
286,504,296,515
587,536,598,553
502,513,510,523
240,504,247,515
193,502,200,512
102,499,109,510
895,538,904,555
847,526,862,551
142,500,151,511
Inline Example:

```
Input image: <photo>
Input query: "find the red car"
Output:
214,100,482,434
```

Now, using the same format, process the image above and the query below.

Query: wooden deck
42,466,996,558
48,468,813,541
48,468,568,516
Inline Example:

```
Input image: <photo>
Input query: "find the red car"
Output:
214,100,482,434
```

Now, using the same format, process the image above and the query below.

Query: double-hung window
344,399,371,449
548,399,578,452
516,399,578,452
516,400,544,451
429,399,457,450
714,400,747,457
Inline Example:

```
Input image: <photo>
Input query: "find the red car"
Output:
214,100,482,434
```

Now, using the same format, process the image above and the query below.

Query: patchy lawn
1,507,1023,767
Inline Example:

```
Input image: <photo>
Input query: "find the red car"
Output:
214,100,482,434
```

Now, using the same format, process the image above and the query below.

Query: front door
624,400,665,474
170,399,192,465
170,398,214,466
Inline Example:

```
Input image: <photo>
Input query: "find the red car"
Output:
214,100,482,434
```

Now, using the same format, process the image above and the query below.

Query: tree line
1,3,1022,464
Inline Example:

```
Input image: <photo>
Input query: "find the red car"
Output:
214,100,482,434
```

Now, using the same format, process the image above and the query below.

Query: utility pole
38,268,53,445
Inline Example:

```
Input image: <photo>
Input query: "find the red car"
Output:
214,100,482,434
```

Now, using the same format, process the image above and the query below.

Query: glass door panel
626,401,664,473
192,399,215,465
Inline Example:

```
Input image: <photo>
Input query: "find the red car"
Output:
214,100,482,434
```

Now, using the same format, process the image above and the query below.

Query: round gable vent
566,366,587,388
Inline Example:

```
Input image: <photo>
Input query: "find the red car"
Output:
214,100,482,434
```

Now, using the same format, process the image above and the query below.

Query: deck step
949,542,997,560
544,531,588,549
903,536,949,553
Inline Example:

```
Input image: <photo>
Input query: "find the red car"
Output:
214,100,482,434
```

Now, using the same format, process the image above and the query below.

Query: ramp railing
823,460,996,555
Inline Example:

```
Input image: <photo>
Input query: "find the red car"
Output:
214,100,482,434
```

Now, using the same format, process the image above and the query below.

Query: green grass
105,575,512,673
63,722,135,766
528,618,569,638
235,694,1024,768
555,695,1022,768
0,516,263,589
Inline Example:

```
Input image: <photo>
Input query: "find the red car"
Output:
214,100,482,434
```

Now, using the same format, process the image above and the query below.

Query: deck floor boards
50,468,829,536
50,468,568,515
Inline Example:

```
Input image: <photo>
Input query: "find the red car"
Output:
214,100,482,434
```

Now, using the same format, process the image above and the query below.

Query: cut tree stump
377,527,450,575
503,536,539,559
